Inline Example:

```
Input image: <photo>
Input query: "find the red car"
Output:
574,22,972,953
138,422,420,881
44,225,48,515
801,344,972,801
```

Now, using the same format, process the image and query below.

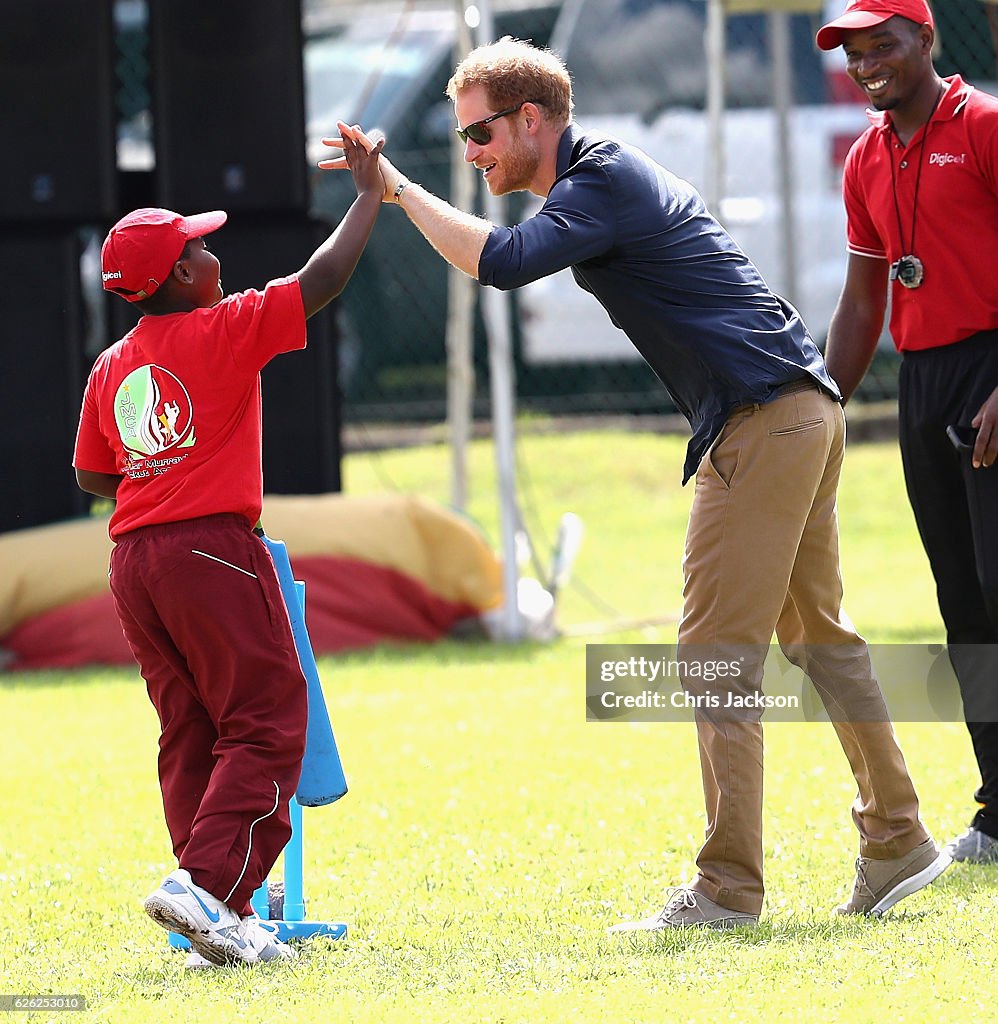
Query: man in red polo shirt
819,0,998,864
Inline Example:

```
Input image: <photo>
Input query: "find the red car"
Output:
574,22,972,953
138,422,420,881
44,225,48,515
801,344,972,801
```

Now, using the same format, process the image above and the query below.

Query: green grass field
2,431,996,1023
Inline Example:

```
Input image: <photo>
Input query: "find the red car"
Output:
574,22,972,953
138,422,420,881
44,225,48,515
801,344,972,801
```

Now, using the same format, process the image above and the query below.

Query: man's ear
523,101,542,135
920,23,935,57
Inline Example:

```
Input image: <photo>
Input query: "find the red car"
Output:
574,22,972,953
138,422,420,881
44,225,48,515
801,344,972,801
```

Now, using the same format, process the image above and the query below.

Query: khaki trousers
678,385,928,915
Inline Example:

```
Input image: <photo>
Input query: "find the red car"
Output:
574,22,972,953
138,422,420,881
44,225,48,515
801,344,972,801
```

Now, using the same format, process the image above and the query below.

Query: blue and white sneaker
241,916,296,962
182,918,296,968
184,951,217,970
144,868,256,966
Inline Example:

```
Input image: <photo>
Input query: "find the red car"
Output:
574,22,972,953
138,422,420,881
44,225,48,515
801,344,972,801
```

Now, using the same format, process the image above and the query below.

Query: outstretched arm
297,123,385,318
823,253,889,403
318,126,491,279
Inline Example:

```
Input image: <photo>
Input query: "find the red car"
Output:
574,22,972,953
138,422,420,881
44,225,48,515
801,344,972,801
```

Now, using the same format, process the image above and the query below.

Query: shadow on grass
871,625,947,644
598,901,961,958
323,636,562,670
0,665,140,690
0,637,564,690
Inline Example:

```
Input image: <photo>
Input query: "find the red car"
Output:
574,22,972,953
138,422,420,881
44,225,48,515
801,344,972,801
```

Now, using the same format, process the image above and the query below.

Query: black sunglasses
455,99,538,145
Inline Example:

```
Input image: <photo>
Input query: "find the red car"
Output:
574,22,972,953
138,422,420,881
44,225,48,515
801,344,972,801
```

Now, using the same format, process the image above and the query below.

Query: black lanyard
886,85,944,288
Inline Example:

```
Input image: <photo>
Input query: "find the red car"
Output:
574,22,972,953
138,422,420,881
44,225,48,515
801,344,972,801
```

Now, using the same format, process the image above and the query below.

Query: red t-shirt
74,275,306,539
843,76,998,351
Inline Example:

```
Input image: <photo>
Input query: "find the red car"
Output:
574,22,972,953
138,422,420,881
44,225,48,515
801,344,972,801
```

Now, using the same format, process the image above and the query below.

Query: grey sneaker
609,887,759,932
945,827,998,864
835,838,950,916
144,868,257,966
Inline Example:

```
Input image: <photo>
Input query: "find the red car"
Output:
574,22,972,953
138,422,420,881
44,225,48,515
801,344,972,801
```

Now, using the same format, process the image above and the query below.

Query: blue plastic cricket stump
169,536,347,949
167,792,347,948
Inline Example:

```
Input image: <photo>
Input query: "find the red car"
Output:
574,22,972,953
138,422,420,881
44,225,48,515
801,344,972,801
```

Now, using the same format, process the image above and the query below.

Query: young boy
74,126,383,967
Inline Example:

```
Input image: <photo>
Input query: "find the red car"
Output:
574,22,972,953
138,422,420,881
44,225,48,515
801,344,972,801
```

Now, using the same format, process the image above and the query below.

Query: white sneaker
144,869,257,966
184,923,293,969
241,917,296,962
185,951,216,970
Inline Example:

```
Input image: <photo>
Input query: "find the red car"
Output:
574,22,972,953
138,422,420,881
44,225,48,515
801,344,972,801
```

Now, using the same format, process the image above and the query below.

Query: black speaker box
0,1,116,224
201,216,341,494
150,0,308,214
0,230,90,531
100,216,340,495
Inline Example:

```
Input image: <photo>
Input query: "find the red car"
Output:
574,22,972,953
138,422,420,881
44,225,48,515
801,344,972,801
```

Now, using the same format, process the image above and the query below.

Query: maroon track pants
110,514,308,914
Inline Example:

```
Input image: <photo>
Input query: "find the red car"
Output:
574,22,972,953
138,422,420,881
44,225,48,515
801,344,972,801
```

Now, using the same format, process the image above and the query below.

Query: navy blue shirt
478,124,839,483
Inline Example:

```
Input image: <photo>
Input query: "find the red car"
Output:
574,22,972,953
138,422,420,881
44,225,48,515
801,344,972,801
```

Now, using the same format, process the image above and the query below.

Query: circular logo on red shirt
113,364,195,460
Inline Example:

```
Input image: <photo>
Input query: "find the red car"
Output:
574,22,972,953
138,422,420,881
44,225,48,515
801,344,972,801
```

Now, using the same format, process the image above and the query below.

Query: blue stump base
168,919,347,950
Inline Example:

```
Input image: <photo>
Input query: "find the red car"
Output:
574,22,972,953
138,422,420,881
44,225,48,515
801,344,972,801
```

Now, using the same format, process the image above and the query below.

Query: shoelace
242,917,282,951
851,856,879,899
658,887,699,921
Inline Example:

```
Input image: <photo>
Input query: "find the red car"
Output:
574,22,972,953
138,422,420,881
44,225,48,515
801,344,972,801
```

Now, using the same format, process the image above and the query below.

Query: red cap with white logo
815,0,934,52
101,207,227,302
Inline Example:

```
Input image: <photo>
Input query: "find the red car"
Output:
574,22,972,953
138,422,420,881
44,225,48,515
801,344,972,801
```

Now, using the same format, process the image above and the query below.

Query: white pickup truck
517,0,871,363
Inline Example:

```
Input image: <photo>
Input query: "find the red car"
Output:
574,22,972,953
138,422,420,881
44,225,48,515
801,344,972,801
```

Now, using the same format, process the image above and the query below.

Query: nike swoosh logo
190,889,222,923
219,925,248,948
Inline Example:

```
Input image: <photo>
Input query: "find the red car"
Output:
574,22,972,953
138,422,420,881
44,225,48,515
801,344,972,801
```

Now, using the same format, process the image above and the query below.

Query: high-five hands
322,121,386,199
319,123,407,203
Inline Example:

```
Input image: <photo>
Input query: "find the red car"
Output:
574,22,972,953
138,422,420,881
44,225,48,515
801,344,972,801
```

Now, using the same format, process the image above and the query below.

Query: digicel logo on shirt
929,152,967,166
113,364,196,478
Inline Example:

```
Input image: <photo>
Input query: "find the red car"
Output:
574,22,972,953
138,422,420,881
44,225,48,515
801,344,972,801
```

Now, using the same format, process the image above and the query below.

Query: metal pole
447,1,476,512
705,0,727,218
474,0,524,640
769,9,799,303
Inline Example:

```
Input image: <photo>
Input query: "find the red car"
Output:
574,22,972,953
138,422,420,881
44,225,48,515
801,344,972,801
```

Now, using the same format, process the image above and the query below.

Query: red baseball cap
101,207,227,302
816,0,934,51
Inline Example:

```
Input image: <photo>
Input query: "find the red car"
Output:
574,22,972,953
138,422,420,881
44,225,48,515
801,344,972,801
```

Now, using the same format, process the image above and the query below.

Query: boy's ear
172,257,194,285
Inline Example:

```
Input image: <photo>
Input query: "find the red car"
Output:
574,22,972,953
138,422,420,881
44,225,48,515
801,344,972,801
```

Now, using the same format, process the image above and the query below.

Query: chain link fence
111,0,998,425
